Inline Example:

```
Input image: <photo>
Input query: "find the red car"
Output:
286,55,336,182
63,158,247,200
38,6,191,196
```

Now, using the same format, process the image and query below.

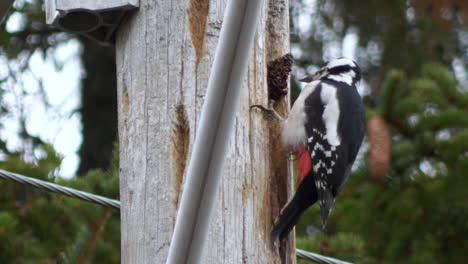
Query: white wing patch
320,83,341,146
281,80,320,147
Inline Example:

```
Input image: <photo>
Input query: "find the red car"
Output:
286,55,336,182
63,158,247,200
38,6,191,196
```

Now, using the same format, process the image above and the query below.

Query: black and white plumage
256,58,366,243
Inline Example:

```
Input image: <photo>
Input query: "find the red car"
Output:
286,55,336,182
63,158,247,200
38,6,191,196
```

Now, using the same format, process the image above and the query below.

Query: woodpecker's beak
299,67,328,83
299,76,314,83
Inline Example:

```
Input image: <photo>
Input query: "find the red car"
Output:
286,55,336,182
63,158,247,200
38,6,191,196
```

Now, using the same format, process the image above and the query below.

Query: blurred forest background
0,0,466,263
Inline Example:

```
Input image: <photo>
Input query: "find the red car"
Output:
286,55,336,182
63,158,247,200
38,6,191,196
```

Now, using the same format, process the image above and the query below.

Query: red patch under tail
296,148,312,187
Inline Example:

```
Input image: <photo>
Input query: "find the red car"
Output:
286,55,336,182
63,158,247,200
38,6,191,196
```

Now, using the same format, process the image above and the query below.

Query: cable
0,169,120,209
296,249,353,264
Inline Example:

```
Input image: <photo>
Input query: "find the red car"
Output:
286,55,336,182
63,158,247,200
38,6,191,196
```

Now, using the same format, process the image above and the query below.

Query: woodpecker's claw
250,104,270,112
251,105,273,120
250,101,285,122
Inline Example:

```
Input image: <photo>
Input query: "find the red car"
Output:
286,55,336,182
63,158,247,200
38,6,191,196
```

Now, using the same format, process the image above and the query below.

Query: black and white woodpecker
252,58,365,244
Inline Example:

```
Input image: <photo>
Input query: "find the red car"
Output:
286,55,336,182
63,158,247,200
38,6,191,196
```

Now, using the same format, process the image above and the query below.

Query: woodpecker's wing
303,80,352,226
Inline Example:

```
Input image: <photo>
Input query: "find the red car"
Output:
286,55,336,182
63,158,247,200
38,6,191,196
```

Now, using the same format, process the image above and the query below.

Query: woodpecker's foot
250,104,275,120
250,101,285,122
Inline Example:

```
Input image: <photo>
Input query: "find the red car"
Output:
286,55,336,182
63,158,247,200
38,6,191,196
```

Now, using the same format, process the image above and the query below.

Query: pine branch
77,208,112,264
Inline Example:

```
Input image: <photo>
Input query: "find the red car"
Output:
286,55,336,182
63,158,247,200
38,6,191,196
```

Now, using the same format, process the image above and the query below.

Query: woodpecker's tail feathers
271,176,318,246
318,191,335,228
270,195,303,247
271,174,318,248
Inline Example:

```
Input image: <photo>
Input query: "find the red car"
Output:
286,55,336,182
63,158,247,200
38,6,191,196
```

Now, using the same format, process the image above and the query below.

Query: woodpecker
252,58,365,244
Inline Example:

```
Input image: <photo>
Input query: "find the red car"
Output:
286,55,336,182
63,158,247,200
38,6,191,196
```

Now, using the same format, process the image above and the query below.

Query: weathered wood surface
116,0,293,263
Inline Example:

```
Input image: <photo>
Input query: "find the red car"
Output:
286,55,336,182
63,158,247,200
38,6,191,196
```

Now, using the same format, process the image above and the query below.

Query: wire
0,169,120,209
296,249,353,264
0,169,352,263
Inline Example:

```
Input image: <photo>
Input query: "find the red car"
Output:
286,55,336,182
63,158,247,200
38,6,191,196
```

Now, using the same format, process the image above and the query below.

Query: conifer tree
0,145,120,263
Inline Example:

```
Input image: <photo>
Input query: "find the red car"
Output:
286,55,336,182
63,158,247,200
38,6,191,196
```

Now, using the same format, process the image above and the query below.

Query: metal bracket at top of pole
165,0,265,264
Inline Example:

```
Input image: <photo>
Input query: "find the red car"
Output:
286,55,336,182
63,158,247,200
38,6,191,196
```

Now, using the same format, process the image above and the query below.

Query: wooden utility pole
116,0,293,263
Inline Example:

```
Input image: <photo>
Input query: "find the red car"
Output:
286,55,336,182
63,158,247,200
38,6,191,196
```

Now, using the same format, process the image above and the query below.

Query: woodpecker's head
300,58,361,87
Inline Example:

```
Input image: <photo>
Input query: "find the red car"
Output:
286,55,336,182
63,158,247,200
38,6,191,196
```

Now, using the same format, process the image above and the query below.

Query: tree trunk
116,0,293,263
78,37,117,175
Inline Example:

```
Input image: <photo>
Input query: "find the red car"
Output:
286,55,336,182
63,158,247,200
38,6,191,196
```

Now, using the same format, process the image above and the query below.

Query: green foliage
290,0,467,103
295,64,468,263
297,232,373,264
0,0,66,59
380,70,405,117
0,144,120,263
